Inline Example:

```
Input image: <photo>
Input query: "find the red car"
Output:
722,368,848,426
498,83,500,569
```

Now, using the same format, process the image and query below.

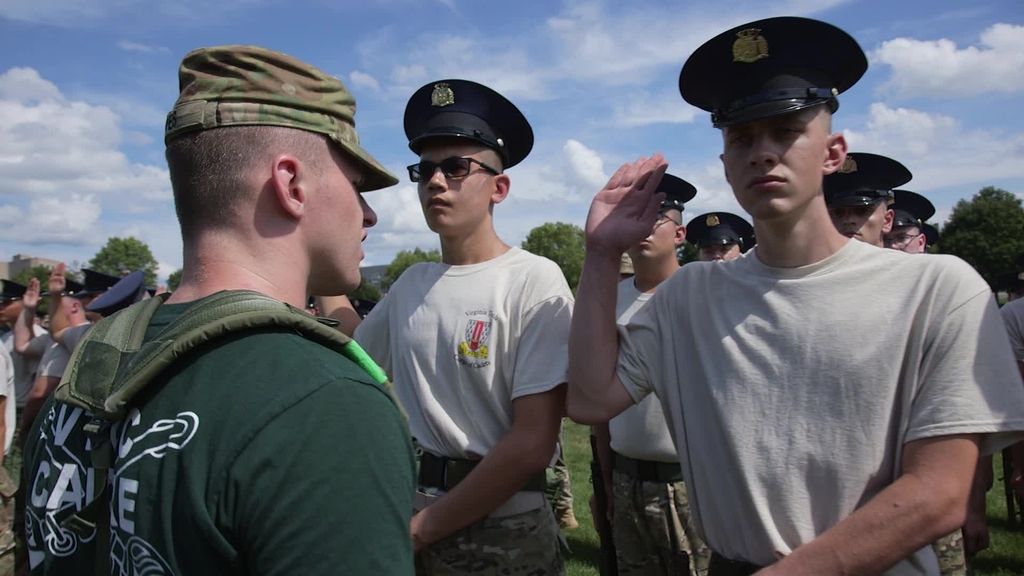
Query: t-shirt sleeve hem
905,420,1024,456
510,376,567,401
615,367,647,405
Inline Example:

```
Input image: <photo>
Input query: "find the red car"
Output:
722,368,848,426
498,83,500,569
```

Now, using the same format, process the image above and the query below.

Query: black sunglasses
407,157,500,183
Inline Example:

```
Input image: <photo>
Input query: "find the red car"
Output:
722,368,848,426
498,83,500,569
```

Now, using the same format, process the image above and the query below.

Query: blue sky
0,0,1022,283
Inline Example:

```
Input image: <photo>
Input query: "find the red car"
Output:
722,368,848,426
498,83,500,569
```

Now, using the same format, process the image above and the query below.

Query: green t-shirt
23,299,415,575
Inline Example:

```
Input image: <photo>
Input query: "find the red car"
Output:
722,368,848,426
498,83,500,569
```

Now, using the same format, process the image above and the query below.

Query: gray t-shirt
1001,298,1024,362
617,239,1024,574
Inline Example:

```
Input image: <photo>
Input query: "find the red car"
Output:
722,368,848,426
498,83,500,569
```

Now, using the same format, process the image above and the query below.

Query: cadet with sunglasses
350,79,572,575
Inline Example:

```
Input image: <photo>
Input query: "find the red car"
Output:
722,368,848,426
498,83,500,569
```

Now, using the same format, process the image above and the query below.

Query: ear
270,154,308,219
882,208,894,234
674,224,687,247
719,153,731,186
490,173,511,205
823,132,848,175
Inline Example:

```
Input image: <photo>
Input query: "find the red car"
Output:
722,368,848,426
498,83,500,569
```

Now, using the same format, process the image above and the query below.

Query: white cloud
564,140,608,190
610,91,701,128
872,23,1024,99
843,103,1024,192
0,68,61,102
0,194,103,244
349,70,381,93
116,40,170,54
391,64,428,86
0,67,172,247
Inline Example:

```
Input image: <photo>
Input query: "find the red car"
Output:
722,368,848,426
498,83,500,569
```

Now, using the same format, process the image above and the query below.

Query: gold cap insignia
733,29,769,64
1018,272,1024,281
839,156,857,173
431,83,455,107
706,214,720,227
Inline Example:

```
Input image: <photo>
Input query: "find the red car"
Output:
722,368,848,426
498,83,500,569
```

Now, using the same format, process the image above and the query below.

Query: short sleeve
23,333,51,357
907,290,1024,456
1001,300,1024,362
615,297,660,404
0,348,12,399
61,324,92,353
38,343,71,378
509,293,574,400
230,377,415,576
354,294,393,378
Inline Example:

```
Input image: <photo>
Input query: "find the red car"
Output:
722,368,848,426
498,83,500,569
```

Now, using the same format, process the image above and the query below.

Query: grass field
556,420,1024,575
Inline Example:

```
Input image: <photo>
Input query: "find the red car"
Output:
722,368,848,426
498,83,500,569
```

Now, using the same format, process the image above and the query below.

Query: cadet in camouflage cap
165,45,397,192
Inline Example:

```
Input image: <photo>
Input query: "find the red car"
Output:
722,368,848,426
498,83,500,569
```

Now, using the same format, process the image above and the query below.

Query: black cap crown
686,212,755,252
404,79,533,169
679,16,867,128
78,268,122,297
0,280,26,303
658,174,698,213
86,270,149,317
890,190,935,229
824,153,912,207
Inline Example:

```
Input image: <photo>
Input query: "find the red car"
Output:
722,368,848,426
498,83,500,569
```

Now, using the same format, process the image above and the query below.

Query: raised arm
14,279,41,357
567,154,667,425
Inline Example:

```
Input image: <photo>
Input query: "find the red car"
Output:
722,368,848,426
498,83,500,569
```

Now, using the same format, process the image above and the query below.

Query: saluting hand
48,262,66,296
584,154,668,255
23,278,40,311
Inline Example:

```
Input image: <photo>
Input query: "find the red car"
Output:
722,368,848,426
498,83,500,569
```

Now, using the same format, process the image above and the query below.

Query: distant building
2,254,61,280
361,265,388,289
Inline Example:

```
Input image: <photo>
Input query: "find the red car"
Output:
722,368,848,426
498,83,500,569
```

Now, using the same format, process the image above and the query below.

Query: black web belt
612,451,683,483
417,450,545,492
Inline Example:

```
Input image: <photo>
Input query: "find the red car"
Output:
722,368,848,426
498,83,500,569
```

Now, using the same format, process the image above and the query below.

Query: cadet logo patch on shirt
457,310,497,368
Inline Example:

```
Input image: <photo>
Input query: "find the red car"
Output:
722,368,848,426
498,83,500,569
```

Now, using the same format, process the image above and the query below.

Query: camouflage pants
611,469,710,576
545,425,574,517
933,529,966,576
0,463,16,576
415,504,564,576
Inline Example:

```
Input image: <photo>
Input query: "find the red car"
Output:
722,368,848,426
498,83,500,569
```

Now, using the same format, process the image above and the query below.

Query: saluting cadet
568,16,1024,575
593,174,711,576
352,80,573,574
685,212,754,262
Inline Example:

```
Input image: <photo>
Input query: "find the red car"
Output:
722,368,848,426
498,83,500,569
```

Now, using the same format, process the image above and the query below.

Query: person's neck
439,222,509,266
752,198,850,268
167,233,309,309
632,255,679,293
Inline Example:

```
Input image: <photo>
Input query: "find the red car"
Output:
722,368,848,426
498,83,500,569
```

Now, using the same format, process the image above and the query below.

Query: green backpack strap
53,290,404,576
55,289,401,421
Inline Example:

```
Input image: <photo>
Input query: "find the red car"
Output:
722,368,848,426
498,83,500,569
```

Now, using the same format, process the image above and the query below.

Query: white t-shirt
355,247,573,462
616,239,1024,573
1001,298,1024,362
2,326,50,408
608,279,676,462
0,343,13,454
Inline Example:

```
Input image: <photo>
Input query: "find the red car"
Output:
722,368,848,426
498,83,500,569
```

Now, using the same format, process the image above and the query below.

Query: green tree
938,187,1024,290
382,248,441,292
88,237,159,287
521,222,585,292
678,242,699,265
167,269,183,292
350,277,382,301
12,265,55,288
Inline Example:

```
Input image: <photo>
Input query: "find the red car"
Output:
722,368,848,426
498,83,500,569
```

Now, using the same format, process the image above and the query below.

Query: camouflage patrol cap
165,45,398,192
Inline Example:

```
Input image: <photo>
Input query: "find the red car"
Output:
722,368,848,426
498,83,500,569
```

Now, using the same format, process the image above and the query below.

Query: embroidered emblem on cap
839,156,858,173
165,111,177,133
706,214,720,227
1018,272,1024,281
732,29,769,63
431,83,455,107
